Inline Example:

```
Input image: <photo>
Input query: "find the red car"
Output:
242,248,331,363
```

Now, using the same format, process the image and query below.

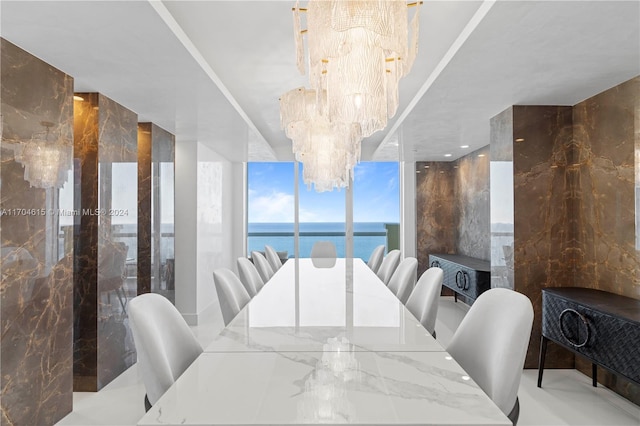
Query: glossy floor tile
56,297,639,426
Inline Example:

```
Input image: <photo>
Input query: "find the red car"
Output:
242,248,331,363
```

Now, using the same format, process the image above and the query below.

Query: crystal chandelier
295,0,421,137
280,0,422,192
14,121,73,189
280,87,361,192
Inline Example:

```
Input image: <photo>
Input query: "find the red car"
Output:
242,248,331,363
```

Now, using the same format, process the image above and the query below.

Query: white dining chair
310,241,337,268
367,244,385,274
387,257,418,304
447,288,534,425
251,251,275,283
128,293,203,412
213,268,251,326
236,257,264,296
264,245,282,272
376,249,401,285
405,267,443,337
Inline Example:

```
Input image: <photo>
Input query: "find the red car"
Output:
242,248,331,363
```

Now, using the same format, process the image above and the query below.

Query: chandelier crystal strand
293,1,306,75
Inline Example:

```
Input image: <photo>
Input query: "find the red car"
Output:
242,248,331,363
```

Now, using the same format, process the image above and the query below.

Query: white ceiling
1,1,638,162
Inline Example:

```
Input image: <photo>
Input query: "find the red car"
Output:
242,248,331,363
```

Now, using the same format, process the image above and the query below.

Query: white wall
175,140,245,325
175,139,199,323
400,161,416,259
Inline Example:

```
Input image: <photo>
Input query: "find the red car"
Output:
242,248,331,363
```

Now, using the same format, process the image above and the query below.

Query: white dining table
138,258,510,426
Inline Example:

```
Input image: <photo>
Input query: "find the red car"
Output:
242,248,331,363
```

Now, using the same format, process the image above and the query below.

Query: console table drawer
539,288,640,388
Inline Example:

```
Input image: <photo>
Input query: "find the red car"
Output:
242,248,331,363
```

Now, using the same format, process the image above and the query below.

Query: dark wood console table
428,254,490,302
538,287,640,389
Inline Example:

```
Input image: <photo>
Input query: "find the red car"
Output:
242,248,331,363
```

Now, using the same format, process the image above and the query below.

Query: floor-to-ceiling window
247,162,296,258
247,161,399,260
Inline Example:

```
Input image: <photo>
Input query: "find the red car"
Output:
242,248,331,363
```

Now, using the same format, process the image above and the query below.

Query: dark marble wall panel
512,105,574,369
137,123,152,295
72,93,100,392
455,146,490,261
573,77,640,298
572,76,640,404
73,93,137,391
415,162,457,277
1,38,74,426
138,123,175,302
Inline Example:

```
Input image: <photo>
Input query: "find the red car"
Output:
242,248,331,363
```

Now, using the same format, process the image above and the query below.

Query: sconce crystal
14,121,72,189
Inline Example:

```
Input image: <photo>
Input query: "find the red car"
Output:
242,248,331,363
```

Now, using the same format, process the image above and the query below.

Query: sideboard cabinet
428,254,491,302
538,287,640,388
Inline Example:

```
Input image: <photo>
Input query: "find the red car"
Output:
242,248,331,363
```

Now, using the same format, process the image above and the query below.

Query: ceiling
1,1,638,163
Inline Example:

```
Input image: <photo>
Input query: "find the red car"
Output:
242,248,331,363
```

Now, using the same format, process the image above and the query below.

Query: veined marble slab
206,259,443,352
138,351,510,425
206,324,444,353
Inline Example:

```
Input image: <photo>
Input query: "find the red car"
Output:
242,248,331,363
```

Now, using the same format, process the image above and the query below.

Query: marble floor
57,297,640,426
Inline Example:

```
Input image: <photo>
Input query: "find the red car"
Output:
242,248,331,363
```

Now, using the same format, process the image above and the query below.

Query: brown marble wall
572,76,640,403
415,148,490,279
138,123,175,302
573,77,640,298
512,105,574,370
73,93,138,391
488,77,640,404
415,162,457,277
1,38,74,426
137,124,152,295
456,146,490,260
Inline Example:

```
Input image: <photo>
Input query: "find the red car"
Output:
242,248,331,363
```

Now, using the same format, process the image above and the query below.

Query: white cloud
248,190,294,222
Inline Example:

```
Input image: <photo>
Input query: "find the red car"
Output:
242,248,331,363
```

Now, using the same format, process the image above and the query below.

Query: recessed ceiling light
416,170,421,173
515,138,525,143
462,375,471,381
73,95,84,101
424,165,429,169
460,145,469,149
478,154,485,157
444,154,452,157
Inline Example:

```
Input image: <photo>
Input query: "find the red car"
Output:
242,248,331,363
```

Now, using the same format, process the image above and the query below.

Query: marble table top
138,258,510,425
138,351,509,425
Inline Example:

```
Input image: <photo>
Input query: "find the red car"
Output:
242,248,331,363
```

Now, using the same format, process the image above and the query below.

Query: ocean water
248,222,394,260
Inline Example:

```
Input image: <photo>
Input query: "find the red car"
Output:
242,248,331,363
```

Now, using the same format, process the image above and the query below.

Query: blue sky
248,162,400,223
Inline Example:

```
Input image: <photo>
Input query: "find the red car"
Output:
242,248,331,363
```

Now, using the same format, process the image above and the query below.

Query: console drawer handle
455,271,463,289
559,308,590,348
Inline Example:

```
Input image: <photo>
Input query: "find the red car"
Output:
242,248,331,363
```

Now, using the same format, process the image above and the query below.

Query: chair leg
507,397,520,426
144,394,152,412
